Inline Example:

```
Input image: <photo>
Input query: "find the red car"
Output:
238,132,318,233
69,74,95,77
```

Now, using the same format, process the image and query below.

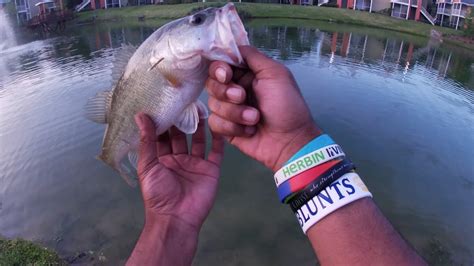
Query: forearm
274,129,424,265
127,213,199,266
307,197,425,265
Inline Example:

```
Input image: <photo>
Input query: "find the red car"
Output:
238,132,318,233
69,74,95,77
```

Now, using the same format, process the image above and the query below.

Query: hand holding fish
206,46,426,266
127,113,224,266
206,46,322,172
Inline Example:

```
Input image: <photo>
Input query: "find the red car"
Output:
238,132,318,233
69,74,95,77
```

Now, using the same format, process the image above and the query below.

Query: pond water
0,18,473,265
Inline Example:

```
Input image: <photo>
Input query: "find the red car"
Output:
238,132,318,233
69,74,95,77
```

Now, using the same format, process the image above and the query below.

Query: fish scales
85,3,249,186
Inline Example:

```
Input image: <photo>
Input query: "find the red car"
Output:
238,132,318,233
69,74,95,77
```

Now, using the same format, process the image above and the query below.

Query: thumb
239,45,282,73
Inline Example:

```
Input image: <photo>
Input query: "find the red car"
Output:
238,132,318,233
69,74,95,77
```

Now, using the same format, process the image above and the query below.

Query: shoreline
74,3,473,49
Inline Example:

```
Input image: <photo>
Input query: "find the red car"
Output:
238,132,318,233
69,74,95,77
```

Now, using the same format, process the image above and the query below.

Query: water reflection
247,26,473,89
0,22,473,265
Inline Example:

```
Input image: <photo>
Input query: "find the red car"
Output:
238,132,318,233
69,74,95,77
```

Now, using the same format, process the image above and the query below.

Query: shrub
464,10,473,37
0,238,63,265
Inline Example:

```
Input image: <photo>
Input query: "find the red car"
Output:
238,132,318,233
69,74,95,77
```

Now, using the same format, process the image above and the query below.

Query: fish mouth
206,3,249,67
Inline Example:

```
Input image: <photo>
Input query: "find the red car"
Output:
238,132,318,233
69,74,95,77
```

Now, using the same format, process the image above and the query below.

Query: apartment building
13,0,63,23
436,0,473,29
290,0,390,11
75,0,158,11
337,0,390,12
390,0,437,25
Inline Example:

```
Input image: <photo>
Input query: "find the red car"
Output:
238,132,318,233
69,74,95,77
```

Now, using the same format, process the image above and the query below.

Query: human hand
205,46,321,172
128,113,224,265
134,113,224,230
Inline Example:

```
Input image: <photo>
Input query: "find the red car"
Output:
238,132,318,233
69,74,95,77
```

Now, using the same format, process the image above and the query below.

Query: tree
464,7,473,37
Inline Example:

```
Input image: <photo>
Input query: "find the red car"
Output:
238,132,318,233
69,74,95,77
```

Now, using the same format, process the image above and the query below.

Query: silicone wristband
277,159,342,203
285,134,335,164
289,159,356,211
294,172,372,234
274,144,345,187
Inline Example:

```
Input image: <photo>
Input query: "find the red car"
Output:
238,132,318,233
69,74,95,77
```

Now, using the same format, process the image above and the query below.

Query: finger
209,61,233,83
169,126,188,154
231,68,248,83
208,96,260,126
157,131,171,157
239,45,282,74
134,113,157,171
207,132,225,166
206,79,246,104
208,113,256,137
236,72,255,90
191,119,206,158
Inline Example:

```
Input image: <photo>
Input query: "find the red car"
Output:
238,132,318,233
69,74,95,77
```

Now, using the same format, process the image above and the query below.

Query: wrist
144,210,200,240
272,123,322,172
128,211,199,266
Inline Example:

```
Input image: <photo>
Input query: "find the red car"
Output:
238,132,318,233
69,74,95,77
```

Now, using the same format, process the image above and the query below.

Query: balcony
391,9,408,17
437,7,452,14
16,4,27,12
451,8,466,17
391,0,418,6
106,0,120,8
391,0,409,4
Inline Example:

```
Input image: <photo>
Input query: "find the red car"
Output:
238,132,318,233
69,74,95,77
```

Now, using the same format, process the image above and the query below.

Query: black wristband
288,159,356,212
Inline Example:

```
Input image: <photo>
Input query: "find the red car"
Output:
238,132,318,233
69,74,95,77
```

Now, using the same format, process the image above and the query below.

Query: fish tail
117,163,138,187
96,152,137,187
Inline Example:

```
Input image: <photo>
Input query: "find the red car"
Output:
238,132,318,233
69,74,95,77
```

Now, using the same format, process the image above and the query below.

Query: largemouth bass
86,3,249,186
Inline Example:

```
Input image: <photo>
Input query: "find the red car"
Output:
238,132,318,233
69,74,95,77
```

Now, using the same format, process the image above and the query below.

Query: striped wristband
294,172,372,234
274,144,345,187
277,159,342,203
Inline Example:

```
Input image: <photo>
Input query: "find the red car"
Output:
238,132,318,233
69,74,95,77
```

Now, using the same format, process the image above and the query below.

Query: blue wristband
285,134,335,165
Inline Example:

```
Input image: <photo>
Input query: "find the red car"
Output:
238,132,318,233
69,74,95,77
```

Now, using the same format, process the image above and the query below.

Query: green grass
75,3,470,48
0,237,63,265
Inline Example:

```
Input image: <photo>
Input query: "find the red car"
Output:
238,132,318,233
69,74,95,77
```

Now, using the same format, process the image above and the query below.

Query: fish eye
190,13,206,26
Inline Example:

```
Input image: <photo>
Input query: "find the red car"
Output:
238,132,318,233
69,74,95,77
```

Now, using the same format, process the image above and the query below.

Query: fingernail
245,126,256,135
216,67,226,83
226,87,243,101
242,109,258,123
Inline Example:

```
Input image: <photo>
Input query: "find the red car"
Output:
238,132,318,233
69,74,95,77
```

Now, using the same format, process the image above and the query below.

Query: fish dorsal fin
112,44,136,84
195,99,209,119
84,90,112,124
174,102,200,134
128,150,138,170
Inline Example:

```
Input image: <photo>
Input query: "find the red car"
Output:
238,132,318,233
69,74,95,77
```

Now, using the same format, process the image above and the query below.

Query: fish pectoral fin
149,58,182,88
118,162,138,187
128,150,138,170
195,100,209,119
174,103,200,134
84,90,112,124
162,71,182,88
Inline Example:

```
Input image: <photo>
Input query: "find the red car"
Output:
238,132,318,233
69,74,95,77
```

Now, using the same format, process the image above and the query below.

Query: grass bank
0,237,63,264
75,3,470,42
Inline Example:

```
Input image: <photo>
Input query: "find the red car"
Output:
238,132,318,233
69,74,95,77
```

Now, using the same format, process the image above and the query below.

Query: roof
34,0,54,6
437,0,474,5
